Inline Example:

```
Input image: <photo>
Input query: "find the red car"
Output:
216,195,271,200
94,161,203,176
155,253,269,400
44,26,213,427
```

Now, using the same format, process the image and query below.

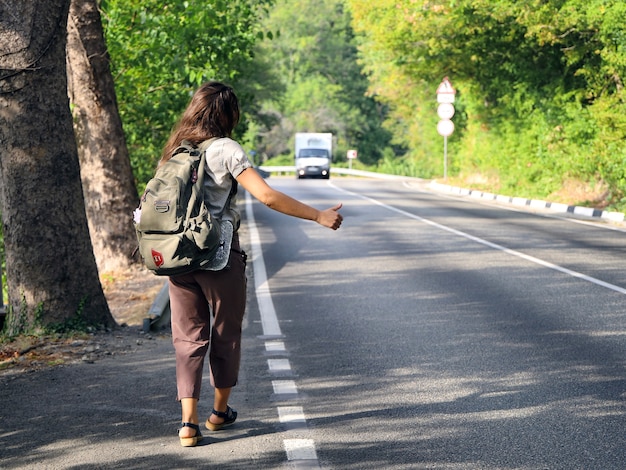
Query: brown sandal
205,406,237,431
178,422,203,447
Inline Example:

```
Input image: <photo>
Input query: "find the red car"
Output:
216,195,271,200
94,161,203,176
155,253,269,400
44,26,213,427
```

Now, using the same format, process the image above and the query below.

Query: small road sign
437,119,455,137
436,76,456,104
437,103,455,120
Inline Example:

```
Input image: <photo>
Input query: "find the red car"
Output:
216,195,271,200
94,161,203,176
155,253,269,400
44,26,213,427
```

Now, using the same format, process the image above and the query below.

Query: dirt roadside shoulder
0,266,167,376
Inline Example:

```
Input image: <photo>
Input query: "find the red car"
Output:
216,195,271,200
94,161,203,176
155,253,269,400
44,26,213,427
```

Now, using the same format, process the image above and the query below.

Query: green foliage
92,0,626,211
347,0,626,210
262,153,293,166
250,0,395,166
101,0,273,190
44,297,91,335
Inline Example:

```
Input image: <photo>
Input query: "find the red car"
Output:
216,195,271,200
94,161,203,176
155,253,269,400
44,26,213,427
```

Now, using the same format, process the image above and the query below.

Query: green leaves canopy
101,0,272,186
348,0,626,206
101,0,626,208
253,0,394,165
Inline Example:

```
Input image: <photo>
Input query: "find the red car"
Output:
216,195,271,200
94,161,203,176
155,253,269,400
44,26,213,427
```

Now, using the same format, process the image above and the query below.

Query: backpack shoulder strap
185,137,219,222
172,139,197,157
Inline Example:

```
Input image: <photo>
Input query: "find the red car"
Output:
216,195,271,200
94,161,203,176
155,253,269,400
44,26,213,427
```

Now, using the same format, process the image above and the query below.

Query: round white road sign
437,103,455,120
437,119,455,137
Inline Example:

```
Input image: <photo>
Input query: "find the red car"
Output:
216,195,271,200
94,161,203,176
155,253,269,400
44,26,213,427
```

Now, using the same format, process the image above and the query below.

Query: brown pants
168,235,247,400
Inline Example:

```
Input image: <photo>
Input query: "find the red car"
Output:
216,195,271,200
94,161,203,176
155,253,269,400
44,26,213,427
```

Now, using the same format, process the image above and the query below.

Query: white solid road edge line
331,183,626,296
245,191,282,336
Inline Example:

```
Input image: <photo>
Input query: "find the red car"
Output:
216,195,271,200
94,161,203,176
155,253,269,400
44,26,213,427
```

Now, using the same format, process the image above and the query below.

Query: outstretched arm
236,167,343,230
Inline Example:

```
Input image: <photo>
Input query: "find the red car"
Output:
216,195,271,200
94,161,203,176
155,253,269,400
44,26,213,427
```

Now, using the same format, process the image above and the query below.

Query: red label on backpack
151,249,164,267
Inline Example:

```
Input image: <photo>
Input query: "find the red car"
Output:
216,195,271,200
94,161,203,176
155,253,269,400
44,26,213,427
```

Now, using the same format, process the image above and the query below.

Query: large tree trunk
66,0,140,273
0,0,115,333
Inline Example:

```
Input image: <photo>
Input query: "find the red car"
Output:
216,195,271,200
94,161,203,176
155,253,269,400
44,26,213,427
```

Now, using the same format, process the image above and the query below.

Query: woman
160,81,343,447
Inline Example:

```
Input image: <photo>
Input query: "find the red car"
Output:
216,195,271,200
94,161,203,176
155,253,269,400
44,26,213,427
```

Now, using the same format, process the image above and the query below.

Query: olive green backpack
133,138,233,276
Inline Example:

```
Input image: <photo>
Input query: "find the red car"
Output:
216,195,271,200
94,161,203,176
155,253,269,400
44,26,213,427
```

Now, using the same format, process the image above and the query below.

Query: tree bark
66,0,140,273
0,0,115,333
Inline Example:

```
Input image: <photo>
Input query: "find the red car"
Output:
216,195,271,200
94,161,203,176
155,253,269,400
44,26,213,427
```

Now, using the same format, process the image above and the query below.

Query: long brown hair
160,81,240,165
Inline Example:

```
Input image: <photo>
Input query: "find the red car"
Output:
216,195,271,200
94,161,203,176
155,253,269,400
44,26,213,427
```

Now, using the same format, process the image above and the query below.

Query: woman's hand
317,203,343,230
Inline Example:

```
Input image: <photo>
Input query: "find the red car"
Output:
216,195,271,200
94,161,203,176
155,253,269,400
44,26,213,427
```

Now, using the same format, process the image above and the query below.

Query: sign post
347,149,357,170
436,77,456,180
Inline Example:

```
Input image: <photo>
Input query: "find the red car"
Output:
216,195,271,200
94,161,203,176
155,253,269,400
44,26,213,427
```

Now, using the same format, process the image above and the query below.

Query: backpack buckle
154,200,171,213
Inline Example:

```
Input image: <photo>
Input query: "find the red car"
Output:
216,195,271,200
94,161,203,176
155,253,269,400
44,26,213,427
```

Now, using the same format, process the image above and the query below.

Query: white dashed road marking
278,406,306,423
273,380,298,395
267,358,291,372
284,439,319,461
265,340,286,352
246,192,321,468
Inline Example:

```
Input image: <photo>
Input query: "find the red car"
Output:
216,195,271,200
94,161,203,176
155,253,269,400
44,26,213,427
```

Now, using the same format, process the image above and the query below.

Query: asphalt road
2,177,626,469
250,178,626,469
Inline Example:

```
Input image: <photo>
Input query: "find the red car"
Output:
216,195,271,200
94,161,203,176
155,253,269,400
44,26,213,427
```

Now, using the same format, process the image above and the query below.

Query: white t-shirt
203,137,253,231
